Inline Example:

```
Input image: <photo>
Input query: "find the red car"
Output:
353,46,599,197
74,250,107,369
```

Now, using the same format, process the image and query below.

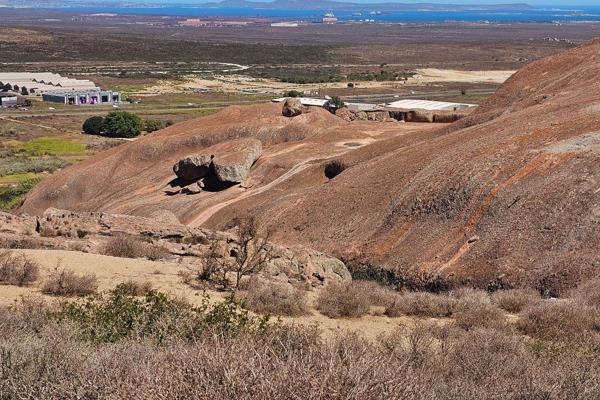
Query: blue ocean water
43,5,600,23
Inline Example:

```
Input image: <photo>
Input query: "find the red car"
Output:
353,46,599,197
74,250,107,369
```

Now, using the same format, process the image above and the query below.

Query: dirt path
0,116,58,131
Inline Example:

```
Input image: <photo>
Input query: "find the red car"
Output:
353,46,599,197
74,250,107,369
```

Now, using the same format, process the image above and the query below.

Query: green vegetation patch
0,177,40,209
19,137,86,156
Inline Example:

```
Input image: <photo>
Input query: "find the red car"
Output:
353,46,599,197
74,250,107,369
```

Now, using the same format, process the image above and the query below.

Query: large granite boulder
282,98,303,117
172,138,262,186
212,138,262,183
173,154,213,182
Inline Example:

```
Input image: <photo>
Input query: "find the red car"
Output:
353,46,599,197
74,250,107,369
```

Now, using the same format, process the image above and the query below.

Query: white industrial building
386,99,477,111
272,97,330,107
42,90,120,105
0,93,19,108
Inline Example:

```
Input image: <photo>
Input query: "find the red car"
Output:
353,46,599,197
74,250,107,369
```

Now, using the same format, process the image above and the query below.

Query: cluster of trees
83,112,172,138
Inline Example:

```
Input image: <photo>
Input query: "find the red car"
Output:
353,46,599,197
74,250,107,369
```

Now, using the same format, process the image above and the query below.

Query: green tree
13,85,19,92
82,116,105,135
20,86,29,96
102,111,142,138
328,96,345,109
143,119,165,133
2,83,11,91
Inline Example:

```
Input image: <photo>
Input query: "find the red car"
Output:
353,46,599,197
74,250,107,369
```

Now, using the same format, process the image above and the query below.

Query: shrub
0,251,39,286
324,160,346,179
329,96,345,109
114,280,153,297
316,281,371,318
82,116,105,135
517,300,600,340
102,111,142,138
385,291,456,318
492,289,540,313
570,277,600,307
42,269,98,297
101,236,169,260
242,278,309,317
453,299,507,331
143,119,165,133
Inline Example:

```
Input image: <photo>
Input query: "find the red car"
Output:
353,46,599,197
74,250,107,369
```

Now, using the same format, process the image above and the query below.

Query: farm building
386,99,476,111
43,90,120,105
0,92,19,108
272,97,330,107
0,73,99,95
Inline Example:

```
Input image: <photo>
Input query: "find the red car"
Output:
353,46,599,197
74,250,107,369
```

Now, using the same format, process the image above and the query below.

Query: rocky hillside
19,39,600,292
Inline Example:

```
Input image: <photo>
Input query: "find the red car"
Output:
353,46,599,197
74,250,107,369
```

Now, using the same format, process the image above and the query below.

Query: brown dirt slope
20,39,600,289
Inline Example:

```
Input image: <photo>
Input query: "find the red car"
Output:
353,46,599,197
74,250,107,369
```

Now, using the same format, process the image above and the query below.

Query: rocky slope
19,39,600,291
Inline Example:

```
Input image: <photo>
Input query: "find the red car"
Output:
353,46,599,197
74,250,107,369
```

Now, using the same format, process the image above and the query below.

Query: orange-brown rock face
20,39,600,290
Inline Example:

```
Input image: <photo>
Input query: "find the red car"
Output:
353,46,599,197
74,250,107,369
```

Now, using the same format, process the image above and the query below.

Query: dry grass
41,269,98,297
0,251,39,286
2,292,600,399
516,300,600,340
385,291,456,318
492,289,541,313
453,299,508,331
241,278,309,317
316,281,371,318
570,278,600,307
101,236,170,261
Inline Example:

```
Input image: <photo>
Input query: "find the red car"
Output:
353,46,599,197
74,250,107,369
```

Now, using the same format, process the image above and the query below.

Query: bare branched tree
197,217,273,290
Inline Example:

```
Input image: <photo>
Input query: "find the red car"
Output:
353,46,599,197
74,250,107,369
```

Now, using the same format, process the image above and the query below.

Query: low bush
570,277,600,307
0,251,39,286
324,160,346,179
316,281,371,318
242,278,309,317
102,236,169,260
492,289,540,313
516,300,600,340
114,280,153,297
385,291,456,318
42,269,98,297
453,299,507,331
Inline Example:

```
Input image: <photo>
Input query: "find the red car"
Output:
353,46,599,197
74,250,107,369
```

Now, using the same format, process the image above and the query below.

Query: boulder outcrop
282,98,303,117
172,138,262,186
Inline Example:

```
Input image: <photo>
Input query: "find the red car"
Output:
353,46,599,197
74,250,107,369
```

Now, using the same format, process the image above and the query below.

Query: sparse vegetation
316,281,371,318
492,288,541,313
0,177,40,209
19,137,86,156
0,251,39,286
385,291,456,318
242,278,309,317
101,236,169,261
42,268,98,297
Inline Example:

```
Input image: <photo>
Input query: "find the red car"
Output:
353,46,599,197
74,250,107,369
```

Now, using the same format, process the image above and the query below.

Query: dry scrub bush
453,299,508,331
316,281,371,318
492,289,541,313
3,297,600,399
517,300,600,340
102,236,169,260
385,291,456,318
570,278,600,307
0,251,39,286
242,278,309,317
116,280,153,297
42,269,98,297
